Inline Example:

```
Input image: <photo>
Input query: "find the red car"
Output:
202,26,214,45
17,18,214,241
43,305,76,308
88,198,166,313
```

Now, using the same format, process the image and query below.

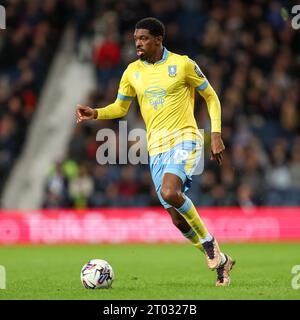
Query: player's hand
76,104,97,123
210,132,225,165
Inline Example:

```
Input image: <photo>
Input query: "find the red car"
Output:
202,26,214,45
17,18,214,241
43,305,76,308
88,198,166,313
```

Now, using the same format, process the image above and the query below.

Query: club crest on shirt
168,65,177,77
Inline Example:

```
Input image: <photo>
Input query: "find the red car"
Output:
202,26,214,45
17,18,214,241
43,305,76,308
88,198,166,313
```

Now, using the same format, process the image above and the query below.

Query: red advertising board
0,207,299,244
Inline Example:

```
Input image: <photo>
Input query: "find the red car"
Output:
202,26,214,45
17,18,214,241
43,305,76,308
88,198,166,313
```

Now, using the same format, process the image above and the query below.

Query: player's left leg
160,172,225,270
215,254,236,287
167,204,235,286
166,207,204,252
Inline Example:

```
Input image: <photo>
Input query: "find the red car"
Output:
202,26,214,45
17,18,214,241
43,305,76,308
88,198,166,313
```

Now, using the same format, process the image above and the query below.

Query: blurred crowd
0,0,73,193
43,0,300,208
0,0,299,208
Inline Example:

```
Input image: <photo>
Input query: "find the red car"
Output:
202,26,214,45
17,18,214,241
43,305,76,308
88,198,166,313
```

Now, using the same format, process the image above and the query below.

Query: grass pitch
0,243,299,300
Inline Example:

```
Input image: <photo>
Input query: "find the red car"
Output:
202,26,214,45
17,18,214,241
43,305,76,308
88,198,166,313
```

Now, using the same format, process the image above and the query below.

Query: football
80,259,114,289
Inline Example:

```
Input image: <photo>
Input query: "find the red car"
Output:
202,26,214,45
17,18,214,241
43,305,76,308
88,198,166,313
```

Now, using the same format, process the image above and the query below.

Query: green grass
0,243,299,300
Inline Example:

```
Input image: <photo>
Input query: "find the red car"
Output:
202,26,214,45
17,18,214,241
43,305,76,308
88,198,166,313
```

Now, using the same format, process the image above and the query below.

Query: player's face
134,29,161,61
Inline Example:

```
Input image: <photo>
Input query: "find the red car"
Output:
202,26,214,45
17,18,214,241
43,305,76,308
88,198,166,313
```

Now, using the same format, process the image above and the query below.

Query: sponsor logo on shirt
144,86,166,109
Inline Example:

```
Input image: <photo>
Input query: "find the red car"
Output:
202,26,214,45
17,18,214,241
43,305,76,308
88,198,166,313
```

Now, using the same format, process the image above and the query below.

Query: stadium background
0,0,300,300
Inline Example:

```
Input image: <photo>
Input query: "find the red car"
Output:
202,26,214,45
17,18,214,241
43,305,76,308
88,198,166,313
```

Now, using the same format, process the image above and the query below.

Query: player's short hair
135,17,165,38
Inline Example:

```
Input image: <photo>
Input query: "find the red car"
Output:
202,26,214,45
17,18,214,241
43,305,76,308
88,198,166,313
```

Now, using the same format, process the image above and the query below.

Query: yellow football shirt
96,47,221,156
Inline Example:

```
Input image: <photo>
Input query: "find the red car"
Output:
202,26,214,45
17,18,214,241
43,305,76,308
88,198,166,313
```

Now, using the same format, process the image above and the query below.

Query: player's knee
160,187,179,206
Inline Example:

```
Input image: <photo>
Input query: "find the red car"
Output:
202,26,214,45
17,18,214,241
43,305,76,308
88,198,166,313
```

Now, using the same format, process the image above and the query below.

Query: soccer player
76,17,235,286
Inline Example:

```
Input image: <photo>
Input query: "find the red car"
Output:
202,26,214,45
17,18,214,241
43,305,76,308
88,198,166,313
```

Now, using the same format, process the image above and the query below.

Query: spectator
69,164,94,208
265,139,292,190
289,137,300,189
43,163,69,208
116,165,140,204
236,183,257,208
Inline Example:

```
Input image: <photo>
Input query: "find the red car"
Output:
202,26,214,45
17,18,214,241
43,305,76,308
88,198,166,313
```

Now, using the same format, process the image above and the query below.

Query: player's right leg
149,154,204,253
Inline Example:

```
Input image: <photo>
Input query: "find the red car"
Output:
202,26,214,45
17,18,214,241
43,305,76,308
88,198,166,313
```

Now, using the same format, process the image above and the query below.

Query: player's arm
185,57,225,164
197,84,225,165
76,68,136,123
76,98,132,123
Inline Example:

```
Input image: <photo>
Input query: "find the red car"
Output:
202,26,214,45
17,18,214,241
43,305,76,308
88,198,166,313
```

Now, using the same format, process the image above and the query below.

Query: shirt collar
143,47,168,65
